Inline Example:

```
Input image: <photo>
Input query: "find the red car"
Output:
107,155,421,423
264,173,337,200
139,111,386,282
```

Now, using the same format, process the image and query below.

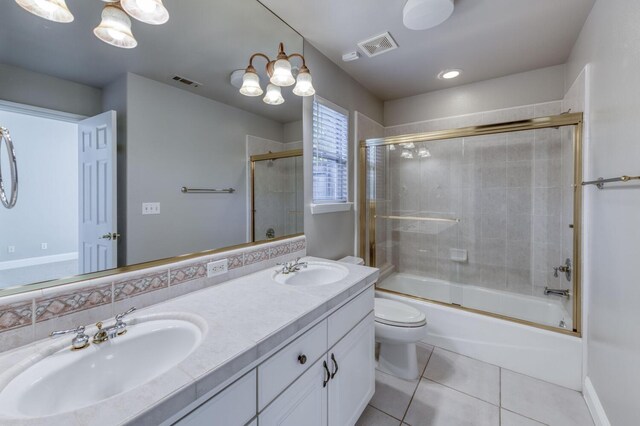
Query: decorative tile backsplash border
0,236,306,352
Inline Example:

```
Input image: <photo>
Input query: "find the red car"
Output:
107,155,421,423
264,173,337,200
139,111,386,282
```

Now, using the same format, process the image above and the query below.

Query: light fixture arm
247,52,273,76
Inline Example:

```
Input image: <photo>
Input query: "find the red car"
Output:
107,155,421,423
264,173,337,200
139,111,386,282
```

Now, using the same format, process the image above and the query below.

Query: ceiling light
401,149,414,159
239,43,315,105
388,145,396,151
400,142,415,149
15,0,74,23
403,0,454,31
121,0,169,25
94,5,138,49
292,66,315,96
438,69,462,80
263,84,285,106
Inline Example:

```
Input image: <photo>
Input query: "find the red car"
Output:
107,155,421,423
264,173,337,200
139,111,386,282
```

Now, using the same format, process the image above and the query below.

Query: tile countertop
0,257,379,426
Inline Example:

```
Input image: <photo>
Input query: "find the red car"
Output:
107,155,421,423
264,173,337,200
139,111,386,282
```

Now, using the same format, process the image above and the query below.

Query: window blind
312,97,349,203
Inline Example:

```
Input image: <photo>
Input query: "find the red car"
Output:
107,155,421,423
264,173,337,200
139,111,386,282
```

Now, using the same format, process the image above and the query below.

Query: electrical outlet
41,243,48,250
207,259,228,277
7,246,15,253
142,202,161,215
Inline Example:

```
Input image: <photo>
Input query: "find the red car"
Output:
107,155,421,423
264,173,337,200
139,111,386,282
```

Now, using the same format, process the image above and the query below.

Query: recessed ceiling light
438,69,462,80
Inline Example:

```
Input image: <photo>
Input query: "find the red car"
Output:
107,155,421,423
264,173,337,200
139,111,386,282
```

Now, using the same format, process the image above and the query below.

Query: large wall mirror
0,0,303,293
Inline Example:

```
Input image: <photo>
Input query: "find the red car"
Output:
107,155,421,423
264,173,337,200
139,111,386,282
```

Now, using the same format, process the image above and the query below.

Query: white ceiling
259,0,595,100
0,0,303,123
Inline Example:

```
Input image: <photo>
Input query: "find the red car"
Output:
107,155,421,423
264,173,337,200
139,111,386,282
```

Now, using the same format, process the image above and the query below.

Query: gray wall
122,73,284,265
283,120,303,143
0,110,77,262
566,1,640,424
0,63,102,117
302,42,384,259
384,65,566,126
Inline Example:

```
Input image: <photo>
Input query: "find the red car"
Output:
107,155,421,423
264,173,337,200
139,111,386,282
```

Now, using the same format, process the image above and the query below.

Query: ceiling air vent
172,75,202,88
357,32,398,58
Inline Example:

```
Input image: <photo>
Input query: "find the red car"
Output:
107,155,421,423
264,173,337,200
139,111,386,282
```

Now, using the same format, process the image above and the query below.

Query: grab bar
375,215,459,223
0,127,18,209
581,175,640,189
181,187,235,194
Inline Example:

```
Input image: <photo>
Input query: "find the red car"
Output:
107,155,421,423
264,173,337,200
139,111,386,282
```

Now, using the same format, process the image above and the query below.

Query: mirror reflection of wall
0,0,303,290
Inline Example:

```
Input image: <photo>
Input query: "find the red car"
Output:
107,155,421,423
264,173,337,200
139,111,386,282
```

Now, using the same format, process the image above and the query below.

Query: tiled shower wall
371,101,575,298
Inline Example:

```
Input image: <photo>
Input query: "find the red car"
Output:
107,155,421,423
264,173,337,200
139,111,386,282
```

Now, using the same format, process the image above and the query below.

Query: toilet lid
374,298,426,327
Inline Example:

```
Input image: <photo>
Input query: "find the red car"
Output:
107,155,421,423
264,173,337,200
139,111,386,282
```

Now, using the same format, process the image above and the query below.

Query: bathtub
378,272,572,329
376,272,582,390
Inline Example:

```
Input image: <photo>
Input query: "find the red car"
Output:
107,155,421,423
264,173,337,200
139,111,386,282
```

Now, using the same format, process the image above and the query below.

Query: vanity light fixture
14,0,169,49
240,43,315,105
438,69,462,80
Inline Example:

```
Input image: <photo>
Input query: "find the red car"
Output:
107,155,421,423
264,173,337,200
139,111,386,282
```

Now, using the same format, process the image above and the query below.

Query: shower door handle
0,127,18,209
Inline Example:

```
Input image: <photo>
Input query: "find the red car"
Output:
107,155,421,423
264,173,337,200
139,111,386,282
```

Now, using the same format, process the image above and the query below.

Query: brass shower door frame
358,113,584,336
250,149,303,242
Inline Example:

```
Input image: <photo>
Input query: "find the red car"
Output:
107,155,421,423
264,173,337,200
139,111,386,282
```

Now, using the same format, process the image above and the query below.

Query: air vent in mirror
172,75,202,88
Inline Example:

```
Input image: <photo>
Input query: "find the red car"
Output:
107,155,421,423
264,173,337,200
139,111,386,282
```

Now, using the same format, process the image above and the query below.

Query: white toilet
337,257,427,380
374,298,427,380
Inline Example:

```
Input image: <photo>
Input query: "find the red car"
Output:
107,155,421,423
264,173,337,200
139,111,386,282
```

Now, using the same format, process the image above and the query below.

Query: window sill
310,202,353,215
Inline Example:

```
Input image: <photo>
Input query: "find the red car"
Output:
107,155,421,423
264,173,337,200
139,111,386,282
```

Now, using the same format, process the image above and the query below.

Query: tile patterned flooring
357,345,594,426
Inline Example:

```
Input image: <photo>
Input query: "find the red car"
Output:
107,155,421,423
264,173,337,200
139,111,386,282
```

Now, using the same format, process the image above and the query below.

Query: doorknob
100,233,121,241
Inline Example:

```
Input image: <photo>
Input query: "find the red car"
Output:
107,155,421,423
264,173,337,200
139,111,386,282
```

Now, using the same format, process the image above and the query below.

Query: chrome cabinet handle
298,354,307,365
330,353,339,379
0,127,18,209
322,360,330,387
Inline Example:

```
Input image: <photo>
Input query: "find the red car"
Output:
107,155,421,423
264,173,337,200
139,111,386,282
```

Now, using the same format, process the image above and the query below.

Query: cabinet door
328,313,375,426
259,357,329,426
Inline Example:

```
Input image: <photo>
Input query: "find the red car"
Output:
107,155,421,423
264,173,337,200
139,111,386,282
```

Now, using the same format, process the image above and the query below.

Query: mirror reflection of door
251,150,303,242
0,104,117,288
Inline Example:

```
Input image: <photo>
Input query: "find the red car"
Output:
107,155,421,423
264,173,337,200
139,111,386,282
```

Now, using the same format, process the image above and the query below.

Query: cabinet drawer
258,319,328,410
175,370,256,426
328,286,374,348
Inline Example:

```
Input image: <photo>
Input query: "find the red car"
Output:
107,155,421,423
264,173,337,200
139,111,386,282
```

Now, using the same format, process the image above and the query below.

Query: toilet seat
374,298,426,328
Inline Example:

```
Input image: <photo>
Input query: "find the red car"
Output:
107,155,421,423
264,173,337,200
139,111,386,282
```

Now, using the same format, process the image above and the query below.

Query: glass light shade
400,142,415,149
270,59,295,87
94,5,138,49
121,0,169,25
418,147,431,158
401,149,414,159
263,84,285,105
292,71,315,96
239,71,263,97
15,0,74,23
388,144,396,151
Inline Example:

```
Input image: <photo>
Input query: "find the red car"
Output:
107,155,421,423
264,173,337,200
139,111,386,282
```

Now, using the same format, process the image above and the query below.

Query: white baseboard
0,252,78,271
583,376,611,426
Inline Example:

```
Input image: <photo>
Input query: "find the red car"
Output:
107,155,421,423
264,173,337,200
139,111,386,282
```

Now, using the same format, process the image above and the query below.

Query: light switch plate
7,246,15,253
142,202,161,215
41,243,48,250
207,259,228,277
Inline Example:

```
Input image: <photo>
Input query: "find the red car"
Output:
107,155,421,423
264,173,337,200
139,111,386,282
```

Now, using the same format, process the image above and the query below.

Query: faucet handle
115,307,136,322
50,325,90,350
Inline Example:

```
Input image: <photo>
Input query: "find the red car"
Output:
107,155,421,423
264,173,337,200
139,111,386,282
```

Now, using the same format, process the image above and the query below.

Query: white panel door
259,357,329,426
328,313,375,426
78,111,117,274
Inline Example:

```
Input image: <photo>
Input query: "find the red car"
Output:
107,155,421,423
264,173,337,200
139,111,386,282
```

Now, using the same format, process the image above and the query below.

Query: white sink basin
273,261,349,286
0,313,205,418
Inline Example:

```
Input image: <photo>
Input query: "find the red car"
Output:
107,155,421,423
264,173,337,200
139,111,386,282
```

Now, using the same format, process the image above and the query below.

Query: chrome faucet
93,307,136,343
50,325,91,351
277,258,308,274
544,287,570,298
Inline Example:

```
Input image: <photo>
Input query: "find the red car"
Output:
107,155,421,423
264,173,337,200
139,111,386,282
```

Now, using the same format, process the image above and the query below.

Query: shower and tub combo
359,113,585,389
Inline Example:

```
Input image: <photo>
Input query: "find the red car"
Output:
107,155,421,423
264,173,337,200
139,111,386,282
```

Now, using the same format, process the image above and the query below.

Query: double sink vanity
0,258,379,425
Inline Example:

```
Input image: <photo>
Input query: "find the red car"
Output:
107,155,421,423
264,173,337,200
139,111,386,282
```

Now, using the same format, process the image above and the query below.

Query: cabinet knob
298,354,307,365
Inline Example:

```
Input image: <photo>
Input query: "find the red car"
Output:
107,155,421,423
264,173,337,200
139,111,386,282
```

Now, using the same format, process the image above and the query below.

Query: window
312,96,350,212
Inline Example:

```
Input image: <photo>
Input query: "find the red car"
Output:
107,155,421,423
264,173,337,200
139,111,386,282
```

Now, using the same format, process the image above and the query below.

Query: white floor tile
403,379,500,426
417,343,434,375
369,370,419,420
423,348,500,405
501,409,547,426
501,370,593,426
356,405,403,426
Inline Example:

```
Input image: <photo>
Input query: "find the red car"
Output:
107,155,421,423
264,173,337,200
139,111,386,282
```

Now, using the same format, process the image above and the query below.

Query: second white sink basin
0,313,205,418
273,261,349,286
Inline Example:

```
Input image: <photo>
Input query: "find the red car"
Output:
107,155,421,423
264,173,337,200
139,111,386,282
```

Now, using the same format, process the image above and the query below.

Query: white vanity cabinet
174,286,374,426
